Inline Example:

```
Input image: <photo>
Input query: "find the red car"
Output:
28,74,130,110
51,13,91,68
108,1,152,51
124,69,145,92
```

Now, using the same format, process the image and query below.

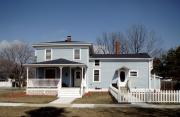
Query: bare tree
95,32,128,54
0,42,34,87
127,24,147,53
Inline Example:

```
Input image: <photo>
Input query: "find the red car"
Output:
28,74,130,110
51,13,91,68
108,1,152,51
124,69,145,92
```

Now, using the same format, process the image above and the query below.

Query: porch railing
28,79,59,88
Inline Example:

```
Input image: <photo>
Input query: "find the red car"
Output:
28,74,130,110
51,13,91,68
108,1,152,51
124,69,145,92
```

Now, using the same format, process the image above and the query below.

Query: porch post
26,67,29,88
82,67,84,79
81,67,84,96
84,67,87,87
153,74,155,89
148,61,151,89
59,67,62,88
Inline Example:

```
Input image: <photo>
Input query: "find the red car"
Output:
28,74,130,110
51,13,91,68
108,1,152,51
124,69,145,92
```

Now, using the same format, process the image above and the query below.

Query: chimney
65,36,71,42
115,40,120,54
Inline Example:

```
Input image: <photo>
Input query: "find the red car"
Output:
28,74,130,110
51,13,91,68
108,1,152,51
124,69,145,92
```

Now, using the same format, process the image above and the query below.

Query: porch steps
58,88,81,98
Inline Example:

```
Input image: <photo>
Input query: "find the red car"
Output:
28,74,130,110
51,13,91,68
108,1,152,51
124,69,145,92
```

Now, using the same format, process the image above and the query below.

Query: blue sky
0,0,180,49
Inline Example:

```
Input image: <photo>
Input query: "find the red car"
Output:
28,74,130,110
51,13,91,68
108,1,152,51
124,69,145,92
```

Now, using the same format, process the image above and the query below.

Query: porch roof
24,58,86,67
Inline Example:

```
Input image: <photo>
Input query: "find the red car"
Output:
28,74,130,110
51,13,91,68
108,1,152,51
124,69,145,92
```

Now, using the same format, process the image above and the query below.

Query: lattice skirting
26,88,58,95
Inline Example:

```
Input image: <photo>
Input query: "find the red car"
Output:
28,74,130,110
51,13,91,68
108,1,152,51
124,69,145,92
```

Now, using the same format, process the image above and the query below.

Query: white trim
93,69,101,82
35,50,37,56
73,48,81,60
26,67,29,87
51,48,53,60
149,61,151,89
129,70,138,78
86,48,89,92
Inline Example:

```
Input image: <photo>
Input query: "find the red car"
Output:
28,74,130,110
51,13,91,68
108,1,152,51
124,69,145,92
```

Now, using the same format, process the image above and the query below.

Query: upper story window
95,60,100,66
129,70,138,77
74,49,81,60
46,49,51,61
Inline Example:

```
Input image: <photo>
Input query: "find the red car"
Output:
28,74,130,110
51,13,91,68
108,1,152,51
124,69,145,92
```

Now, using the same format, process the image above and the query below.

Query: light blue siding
35,47,89,64
88,60,150,89
151,78,161,89
36,49,45,62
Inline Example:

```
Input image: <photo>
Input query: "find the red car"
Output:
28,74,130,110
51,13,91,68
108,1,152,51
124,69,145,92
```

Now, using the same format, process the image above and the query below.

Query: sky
0,0,180,49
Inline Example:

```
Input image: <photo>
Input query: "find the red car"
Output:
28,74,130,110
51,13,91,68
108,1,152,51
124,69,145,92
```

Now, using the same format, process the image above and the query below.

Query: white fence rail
109,85,180,103
28,79,59,88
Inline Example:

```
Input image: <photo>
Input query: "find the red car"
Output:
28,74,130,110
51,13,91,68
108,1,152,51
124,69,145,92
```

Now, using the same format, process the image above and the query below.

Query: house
24,36,159,98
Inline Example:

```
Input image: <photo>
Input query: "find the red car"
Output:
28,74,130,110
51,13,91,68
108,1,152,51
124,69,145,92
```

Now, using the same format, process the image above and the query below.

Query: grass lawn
0,88,57,104
0,106,180,117
73,92,117,104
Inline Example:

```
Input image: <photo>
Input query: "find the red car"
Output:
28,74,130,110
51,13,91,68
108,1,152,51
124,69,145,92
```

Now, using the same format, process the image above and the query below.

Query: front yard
0,88,57,104
73,92,117,104
0,106,180,117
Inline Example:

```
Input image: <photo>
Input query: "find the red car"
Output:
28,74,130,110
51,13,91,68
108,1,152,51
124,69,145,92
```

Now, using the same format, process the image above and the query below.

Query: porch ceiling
24,58,86,67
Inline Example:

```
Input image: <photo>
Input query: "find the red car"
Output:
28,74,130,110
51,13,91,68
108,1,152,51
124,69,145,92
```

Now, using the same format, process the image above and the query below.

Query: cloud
0,40,23,49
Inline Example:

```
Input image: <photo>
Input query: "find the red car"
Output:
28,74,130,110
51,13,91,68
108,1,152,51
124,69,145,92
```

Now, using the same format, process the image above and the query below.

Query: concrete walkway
0,102,180,108
50,97,77,104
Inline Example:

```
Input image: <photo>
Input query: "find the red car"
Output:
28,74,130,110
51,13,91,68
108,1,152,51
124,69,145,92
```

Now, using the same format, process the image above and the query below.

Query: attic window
129,70,138,77
95,60,100,66
46,49,51,60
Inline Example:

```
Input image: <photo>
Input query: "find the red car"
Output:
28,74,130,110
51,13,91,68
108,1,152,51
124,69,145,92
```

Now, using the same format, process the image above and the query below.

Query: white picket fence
109,85,180,103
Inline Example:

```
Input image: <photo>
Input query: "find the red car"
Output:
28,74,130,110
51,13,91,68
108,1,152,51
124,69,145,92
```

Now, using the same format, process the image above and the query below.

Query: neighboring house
24,36,160,98
0,78,12,88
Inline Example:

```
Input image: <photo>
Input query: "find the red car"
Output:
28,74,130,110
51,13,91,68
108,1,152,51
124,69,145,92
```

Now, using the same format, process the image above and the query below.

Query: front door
119,70,127,87
74,70,81,87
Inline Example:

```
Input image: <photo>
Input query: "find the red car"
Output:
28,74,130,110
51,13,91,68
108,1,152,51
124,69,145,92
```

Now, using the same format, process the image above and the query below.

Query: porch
24,58,87,97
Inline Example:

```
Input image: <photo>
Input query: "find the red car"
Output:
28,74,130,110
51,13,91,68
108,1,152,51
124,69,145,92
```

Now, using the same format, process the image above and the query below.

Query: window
74,49,80,59
93,69,100,82
46,49,51,60
95,60,100,66
129,70,138,77
76,71,81,79
45,68,56,79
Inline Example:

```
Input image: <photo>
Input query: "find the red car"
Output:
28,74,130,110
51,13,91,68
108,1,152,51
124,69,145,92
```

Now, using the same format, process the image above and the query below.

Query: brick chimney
114,40,120,54
65,36,71,42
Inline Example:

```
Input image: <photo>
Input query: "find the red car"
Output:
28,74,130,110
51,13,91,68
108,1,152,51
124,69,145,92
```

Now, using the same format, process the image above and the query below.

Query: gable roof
24,58,86,67
90,53,151,59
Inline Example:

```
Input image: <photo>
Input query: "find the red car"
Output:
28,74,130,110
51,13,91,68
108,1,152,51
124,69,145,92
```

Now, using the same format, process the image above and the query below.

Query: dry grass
0,106,180,117
0,88,57,104
73,92,117,104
